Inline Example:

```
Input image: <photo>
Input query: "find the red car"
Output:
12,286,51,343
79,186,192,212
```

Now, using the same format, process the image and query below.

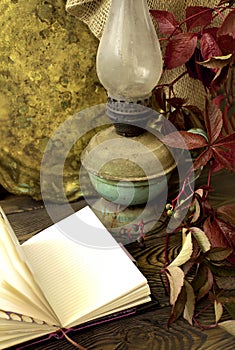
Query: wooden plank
8,308,234,350
0,167,235,349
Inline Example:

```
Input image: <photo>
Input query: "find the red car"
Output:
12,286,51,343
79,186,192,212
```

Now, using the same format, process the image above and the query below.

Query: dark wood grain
1,169,235,350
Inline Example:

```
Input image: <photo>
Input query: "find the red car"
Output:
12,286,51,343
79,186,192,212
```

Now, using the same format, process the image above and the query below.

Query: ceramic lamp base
81,125,176,235
91,197,166,242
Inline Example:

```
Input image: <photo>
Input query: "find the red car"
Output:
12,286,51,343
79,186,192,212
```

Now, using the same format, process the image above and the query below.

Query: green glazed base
89,172,169,206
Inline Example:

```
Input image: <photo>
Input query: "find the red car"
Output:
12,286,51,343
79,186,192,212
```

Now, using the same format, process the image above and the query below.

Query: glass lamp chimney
96,0,163,102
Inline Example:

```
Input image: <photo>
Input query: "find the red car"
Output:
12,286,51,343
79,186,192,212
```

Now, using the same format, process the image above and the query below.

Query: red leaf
215,218,235,249
192,148,213,170
150,10,181,35
203,216,231,249
200,33,222,61
211,65,230,89
217,204,235,228
211,158,226,173
164,33,197,69
167,286,187,327
186,48,215,88
212,147,235,171
186,6,213,31
183,280,195,325
186,49,202,80
206,247,233,261
184,105,203,118
215,218,235,265
203,27,219,38
197,267,214,300
167,97,186,108
213,146,235,172
191,263,209,291
217,10,235,36
204,99,223,143
217,35,235,55
169,110,185,131
162,131,207,149
215,132,235,147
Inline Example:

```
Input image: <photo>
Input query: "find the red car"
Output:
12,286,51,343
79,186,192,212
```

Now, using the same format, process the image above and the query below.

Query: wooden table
1,170,235,350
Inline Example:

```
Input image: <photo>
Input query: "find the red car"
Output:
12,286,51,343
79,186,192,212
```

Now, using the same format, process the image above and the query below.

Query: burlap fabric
66,0,220,110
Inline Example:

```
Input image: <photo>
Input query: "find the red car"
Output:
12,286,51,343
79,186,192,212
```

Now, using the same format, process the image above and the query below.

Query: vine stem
193,317,218,330
157,71,188,90
213,7,226,20
171,174,192,208
194,301,214,319
193,317,205,330
205,161,213,199
155,70,188,101
193,301,217,330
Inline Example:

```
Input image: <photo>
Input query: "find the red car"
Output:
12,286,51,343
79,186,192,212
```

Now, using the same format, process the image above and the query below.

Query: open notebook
0,206,151,349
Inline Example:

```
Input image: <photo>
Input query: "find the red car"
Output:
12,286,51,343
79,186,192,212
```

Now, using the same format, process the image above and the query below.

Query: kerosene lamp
81,0,176,236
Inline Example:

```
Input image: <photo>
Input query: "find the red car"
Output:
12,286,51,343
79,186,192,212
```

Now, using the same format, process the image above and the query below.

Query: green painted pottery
89,172,171,205
81,126,176,206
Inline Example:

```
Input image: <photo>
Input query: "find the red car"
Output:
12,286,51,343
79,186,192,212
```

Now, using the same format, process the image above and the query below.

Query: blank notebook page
22,207,149,327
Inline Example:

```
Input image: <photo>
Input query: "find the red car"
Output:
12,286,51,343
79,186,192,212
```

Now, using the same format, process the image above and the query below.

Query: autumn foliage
151,4,235,131
149,1,235,331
